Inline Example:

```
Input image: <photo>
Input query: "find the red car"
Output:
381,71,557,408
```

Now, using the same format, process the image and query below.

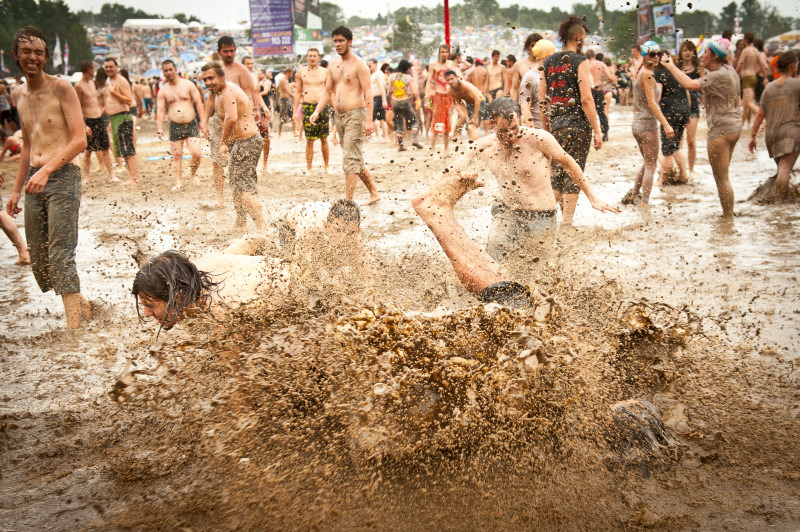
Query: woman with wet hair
132,250,222,332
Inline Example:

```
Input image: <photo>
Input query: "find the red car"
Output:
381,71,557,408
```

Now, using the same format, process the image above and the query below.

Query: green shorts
109,111,136,158
303,102,329,140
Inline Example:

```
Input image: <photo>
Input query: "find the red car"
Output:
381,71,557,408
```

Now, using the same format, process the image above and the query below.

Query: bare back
75,79,102,119
468,66,488,94
160,78,200,124
449,81,483,105
297,65,328,104
739,45,759,78
17,76,82,168
328,55,370,113
590,59,605,86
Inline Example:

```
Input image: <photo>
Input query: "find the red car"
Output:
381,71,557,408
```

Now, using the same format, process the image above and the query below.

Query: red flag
444,0,450,47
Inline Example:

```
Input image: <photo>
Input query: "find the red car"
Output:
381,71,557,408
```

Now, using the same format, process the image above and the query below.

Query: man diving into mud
437,97,619,262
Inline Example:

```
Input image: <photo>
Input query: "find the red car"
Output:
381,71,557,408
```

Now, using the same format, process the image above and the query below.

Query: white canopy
123,19,188,31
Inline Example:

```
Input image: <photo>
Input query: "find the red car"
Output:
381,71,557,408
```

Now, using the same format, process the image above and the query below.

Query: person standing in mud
295,49,330,174
426,44,458,156
654,51,690,185
74,60,116,184
200,62,267,231
662,39,741,219
487,50,506,104
748,52,800,201
586,48,616,142
539,15,604,224
510,33,543,102
104,57,138,184
156,59,206,191
736,33,768,127
518,39,556,129
445,70,484,141
5,26,91,328
276,68,294,138
442,97,619,262
310,26,380,205
675,41,705,176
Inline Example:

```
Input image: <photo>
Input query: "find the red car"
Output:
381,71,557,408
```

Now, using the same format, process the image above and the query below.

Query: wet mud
1,110,799,529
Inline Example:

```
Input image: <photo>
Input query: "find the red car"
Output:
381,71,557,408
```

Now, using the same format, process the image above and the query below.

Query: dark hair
721,30,732,41
584,48,595,59
776,51,797,73
506,54,516,63
328,199,360,225
201,61,225,77
119,68,131,83
445,70,458,77
94,67,108,88
596,52,604,62
218,35,235,50
332,26,353,41
492,49,500,56
307,48,319,55
0,130,8,142
753,39,764,52
396,59,412,74
380,63,390,73
487,97,520,122
743,32,754,44
132,250,220,334
242,55,252,62
162,59,176,68
104,57,118,66
558,15,589,46
320,59,328,67
80,60,94,74
676,40,699,69
524,33,543,53
12,26,49,69
631,44,641,52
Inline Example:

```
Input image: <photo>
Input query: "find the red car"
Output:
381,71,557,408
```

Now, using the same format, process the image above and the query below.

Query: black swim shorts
661,113,688,156
551,125,591,194
169,118,200,142
476,281,530,309
85,115,110,152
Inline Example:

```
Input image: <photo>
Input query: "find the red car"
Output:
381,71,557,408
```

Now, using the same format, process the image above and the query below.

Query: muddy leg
0,211,30,264
775,150,800,200
321,137,329,174
305,138,315,172
187,138,202,185
707,133,739,219
213,163,225,207
170,140,184,190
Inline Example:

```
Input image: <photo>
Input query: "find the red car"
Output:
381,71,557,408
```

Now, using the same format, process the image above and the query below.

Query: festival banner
652,0,676,51
250,0,294,57
293,0,323,57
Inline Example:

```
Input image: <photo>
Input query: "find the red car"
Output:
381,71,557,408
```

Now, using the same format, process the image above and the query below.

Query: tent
123,19,189,32
142,68,162,77
767,30,800,42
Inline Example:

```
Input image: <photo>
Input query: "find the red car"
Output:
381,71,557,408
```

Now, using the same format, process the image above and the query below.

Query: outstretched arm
662,56,701,91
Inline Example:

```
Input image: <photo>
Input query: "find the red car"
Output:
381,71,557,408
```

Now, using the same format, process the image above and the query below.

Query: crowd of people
1,18,799,331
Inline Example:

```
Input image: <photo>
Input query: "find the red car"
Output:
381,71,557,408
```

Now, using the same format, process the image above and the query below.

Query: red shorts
432,93,452,134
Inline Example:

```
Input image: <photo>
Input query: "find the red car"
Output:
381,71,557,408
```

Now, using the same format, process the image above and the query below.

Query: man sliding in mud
436,97,619,263
5,26,91,328
133,200,372,331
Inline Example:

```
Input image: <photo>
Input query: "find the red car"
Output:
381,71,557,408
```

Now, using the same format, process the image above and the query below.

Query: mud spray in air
1,113,799,529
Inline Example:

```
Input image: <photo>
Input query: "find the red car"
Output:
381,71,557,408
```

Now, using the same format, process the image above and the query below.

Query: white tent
123,19,188,31
188,21,204,30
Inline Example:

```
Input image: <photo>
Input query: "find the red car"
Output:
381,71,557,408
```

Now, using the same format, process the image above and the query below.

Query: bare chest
162,83,193,104
19,92,67,140
332,62,361,88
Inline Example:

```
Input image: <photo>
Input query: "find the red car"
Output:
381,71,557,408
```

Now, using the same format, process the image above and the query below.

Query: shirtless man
487,50,506,103
736,33,769,126
586,49,617,141
243,55,271,164
104,57,138,184
141,80,153,116
510,33,543,101
200,62,266,231
156,59,206,191
74,60,115,183
445,71,485,141
414,100,618,304
310,26,380,205
242,56,260,89
426,44,458,156
504,55,516,96
212,37,270,189
295,49,330,173
277,68,294,137
368,59,389,141
5,26,91,328
468,59,490,132
630,44,643,72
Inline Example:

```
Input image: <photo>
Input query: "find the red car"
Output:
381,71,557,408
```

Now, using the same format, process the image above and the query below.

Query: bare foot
80,295,93,321
110,176,121,183
82,178,90,185
123,179,138,186
361,195,381,206
323,167,329,175
171,183,183,191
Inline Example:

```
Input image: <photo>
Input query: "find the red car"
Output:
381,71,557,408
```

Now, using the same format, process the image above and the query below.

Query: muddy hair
558,16,589,47
487,97,521,122
328,199,361,226
12,25,50,69
201,61,225,78
776,51,797,73
132,250,221,332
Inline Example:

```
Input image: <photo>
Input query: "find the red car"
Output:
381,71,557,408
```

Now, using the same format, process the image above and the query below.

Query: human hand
748,137,757,153
86,126,93,137
593,130,603,150
382,101,389,109
590,197,621,214
24,168,50,195
6,192,21,217
309,111,318,125
664,124,675,139
364,119,374,136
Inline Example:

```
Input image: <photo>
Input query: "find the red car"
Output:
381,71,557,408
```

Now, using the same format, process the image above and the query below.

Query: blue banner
250,0,294,56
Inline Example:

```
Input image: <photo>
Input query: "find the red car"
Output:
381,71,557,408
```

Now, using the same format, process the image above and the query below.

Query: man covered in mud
445,70,485,141
200,62,267,232
310,26,381,205
156,59,206,191
294,48,330,174
5,26,91,328
439,97,618,262
104,57,138,184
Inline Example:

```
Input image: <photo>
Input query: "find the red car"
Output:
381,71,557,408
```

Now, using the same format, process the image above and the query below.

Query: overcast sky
64,0,797,28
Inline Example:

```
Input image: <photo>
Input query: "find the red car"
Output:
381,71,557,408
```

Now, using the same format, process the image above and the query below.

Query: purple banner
250,0,294,56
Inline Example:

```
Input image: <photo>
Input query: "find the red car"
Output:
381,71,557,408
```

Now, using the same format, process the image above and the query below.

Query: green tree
675,9,718,38
717,1,738,34
604,8,638,59
390,18,422,54
738,0,764,37
320,2,345,33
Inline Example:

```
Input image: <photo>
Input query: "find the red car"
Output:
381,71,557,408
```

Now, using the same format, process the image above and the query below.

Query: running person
662,38,742,219
156,59,206,191
310,26,381,205
6,25,91,328
539,15,603,224
74,60,116,183
295,48,330,174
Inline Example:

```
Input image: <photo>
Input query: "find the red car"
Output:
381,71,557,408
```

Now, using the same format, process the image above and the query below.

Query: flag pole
444,0,450,47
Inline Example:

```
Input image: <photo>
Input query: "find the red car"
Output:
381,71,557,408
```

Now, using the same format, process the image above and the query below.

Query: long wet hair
132,250,221,332
95,67,108,89
675,41,699,70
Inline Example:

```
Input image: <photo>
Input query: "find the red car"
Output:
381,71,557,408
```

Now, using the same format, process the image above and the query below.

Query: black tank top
543,50,589,131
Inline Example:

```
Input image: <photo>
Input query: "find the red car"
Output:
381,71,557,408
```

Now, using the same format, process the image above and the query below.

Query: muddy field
1,108,799,530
